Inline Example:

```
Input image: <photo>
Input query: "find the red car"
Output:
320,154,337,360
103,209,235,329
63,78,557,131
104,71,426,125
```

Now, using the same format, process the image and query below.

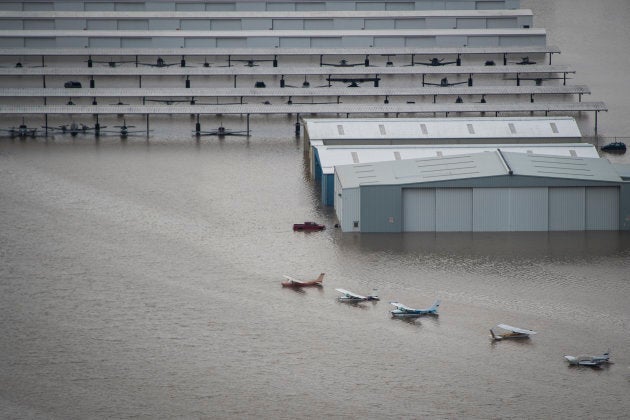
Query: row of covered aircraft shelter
304,117,630,232
0,0,607,134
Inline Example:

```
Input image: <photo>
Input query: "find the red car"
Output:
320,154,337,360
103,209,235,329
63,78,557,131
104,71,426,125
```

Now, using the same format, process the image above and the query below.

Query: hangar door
403,187,548,232
549,187,619,230
403,188,473,232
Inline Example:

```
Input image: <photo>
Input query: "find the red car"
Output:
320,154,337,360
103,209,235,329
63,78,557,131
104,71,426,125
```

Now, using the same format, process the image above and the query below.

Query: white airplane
490,324,537,341
335,288,379,303
564,351,611,367
390,300,440,318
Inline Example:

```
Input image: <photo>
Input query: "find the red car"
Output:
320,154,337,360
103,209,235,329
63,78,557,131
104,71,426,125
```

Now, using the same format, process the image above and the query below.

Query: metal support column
247,114,251,136
146,114,150,137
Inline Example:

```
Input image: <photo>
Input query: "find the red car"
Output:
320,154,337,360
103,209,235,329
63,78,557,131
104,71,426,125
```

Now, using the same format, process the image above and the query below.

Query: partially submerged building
304,116,588,205
315,143,599,205
334,151,630,232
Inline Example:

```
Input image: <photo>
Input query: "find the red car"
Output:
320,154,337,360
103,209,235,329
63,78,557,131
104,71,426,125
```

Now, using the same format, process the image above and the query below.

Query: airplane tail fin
490,329,498,340
315,273,325,283
430,299,441,313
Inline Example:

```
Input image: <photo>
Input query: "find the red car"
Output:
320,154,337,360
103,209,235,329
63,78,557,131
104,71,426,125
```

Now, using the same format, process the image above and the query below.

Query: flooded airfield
1,0,630,418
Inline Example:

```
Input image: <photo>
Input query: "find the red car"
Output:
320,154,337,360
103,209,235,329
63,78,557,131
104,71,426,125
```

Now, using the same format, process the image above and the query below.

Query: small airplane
145,98,191,105
336,288,379,303
390,300,441,318
490,324,537,341
409,57,457,66
564,351,611,367
326,76,381,87
86,57,135,67
103,120,144,138
514,56,536,65
222,57,276,67
281,273,325,288
1,118,38,138
424,77,468,87
193,126,249,137
320,57,369,67
139,57,179,67
48,122,101,136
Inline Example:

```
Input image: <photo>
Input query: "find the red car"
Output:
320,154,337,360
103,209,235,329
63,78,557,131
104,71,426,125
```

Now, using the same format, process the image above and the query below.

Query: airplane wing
282,275,305,285
390,302,415,311
497,324,536,335
335,288,366,299
577,360,601,366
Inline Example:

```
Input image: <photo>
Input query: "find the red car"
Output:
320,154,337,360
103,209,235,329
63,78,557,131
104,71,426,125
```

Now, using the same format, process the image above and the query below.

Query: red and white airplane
281,273,324,288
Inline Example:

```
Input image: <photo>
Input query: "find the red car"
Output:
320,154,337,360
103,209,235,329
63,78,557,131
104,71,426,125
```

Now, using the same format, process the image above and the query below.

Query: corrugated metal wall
341,187,361,232
548,187,585,230
402,188,436,231
586,187,619,230
436,188,473,231
398,186,619,232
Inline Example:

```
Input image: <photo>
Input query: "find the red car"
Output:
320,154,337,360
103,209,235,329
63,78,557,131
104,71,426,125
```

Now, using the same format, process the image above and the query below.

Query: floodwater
1,1,630,418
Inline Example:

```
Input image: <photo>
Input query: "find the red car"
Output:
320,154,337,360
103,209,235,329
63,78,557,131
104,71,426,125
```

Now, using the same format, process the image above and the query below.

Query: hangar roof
305,117,582,142
335,151,623,188
315,143,599,175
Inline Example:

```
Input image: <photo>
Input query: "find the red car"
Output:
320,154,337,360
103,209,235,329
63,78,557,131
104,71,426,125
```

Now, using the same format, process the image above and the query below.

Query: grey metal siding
402,188,436,231
510,187,548,231
473,187,510,231
360,186,401,232
436,188,472,231
549,187,585,231
586,187,619,230
342,187,361,232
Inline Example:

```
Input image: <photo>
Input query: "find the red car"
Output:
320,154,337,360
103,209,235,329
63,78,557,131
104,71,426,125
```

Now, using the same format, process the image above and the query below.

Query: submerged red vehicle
293,221,325,231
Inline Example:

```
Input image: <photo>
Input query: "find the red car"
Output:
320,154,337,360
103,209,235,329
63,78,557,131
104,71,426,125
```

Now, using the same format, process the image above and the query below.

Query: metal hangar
334,151,630,232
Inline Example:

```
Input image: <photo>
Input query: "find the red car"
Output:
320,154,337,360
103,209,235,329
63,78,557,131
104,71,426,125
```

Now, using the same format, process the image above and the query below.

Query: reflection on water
340,231,630,260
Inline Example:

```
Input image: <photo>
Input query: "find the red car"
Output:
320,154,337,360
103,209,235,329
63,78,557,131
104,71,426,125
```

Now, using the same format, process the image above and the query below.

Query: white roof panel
316,143,599,175
335,151,622,188
306,117,583,142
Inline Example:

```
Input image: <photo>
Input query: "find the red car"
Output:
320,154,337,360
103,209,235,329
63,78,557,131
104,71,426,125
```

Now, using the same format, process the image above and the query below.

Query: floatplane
335,288,379,303
564,351,611,367
390,300,440,318
281,273,324,288
490,324,537,341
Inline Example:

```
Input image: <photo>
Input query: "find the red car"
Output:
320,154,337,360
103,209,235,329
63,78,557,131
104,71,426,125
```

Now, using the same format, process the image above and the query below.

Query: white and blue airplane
564,351,611,367
390,300,440,318
335,288,379,303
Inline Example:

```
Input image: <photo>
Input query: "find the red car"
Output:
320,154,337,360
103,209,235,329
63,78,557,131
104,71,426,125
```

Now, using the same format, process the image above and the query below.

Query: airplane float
281,273,324,288
335,288,379,303
390,300,441,318
490,324,537,341
564,351,611,367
